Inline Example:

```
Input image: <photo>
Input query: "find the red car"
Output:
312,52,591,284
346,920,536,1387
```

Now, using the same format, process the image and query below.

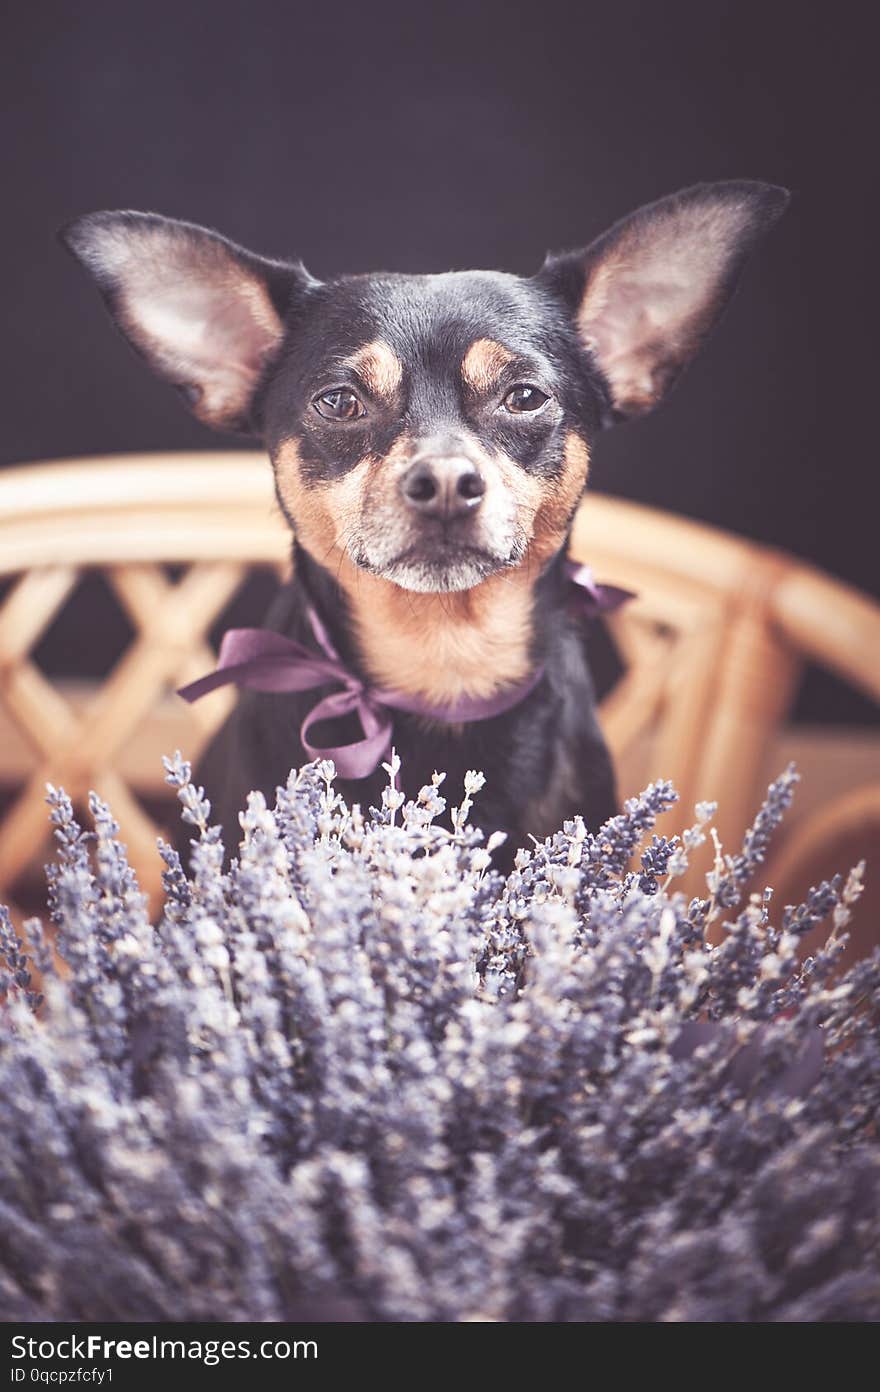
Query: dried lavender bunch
0,759,877,1323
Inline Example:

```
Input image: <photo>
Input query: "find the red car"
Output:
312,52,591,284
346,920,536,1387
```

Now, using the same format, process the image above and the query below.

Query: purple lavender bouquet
1,757,877,1322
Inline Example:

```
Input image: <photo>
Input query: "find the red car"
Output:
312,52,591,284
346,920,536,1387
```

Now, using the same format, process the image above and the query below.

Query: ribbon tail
566,559,636,619
178,665,246,703
590,582,637,614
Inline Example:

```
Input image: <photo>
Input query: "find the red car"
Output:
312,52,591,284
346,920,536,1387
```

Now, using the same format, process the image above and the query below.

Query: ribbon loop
300,687,394,780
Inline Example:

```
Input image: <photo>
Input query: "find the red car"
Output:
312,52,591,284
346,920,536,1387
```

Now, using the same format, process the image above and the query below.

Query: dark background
2,0,877,721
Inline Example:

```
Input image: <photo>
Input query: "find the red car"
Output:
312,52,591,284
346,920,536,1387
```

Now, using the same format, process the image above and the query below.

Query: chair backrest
1,452,878,916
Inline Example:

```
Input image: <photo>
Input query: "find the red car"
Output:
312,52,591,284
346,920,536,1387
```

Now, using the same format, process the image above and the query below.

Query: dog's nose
400,457,486,518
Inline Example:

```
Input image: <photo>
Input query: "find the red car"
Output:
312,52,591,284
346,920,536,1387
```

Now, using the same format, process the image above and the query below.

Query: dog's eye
313,389,365,421
502,384,550,414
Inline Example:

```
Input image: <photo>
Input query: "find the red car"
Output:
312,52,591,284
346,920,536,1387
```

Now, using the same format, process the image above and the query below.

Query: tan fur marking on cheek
274,440,371,561
493,452,544,529
528,432,590,564
461,338,514,395
345,339,403,400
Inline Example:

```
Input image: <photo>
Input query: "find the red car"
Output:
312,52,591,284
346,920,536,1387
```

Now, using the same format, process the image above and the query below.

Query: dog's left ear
61,211,316,431
536,181,789,422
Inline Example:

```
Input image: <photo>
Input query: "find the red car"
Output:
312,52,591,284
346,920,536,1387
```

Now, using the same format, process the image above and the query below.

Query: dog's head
63,182,787,594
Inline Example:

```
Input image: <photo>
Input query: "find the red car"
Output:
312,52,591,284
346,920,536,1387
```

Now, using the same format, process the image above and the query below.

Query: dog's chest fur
199,568,615,866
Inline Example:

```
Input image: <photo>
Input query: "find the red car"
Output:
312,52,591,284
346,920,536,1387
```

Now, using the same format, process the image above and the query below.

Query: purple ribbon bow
178,560,634,780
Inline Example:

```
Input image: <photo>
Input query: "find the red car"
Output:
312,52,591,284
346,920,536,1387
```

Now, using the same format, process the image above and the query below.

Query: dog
62,180,788,862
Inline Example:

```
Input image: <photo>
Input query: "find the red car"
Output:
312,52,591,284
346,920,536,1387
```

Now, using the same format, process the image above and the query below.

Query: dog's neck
293,544,568,706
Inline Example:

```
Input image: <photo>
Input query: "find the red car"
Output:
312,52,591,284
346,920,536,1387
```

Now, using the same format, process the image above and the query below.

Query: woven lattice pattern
0,559,261,906
0,452,877,918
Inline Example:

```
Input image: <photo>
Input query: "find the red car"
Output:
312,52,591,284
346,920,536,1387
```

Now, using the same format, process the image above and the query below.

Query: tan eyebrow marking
461,338,515,394
343,339,403,400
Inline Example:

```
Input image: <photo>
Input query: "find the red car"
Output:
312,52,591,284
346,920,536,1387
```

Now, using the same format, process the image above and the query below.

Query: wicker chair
1,453,878,946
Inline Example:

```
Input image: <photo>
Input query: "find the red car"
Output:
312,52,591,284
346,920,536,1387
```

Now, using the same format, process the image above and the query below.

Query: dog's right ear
60,212,317,431
535,181,789,423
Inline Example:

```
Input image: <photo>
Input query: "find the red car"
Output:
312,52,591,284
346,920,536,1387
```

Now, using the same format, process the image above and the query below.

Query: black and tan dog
63,181,787,858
